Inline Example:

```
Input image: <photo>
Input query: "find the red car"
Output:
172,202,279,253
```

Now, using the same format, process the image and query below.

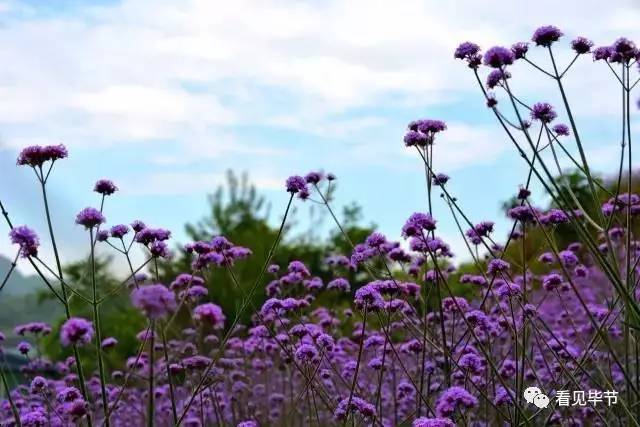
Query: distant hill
0,255,42,296
0,255,63,343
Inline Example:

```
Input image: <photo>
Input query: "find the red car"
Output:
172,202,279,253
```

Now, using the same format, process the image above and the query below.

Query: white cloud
0,0,636,179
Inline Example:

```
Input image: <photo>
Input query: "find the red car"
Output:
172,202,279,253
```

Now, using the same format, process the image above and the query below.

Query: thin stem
90,229,110,427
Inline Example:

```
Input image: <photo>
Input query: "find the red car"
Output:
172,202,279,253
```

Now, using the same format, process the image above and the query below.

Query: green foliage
40,256,145,372
159,170,376,332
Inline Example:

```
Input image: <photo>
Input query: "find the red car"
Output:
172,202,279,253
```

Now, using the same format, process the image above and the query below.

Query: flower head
552,123,570,136
131,284,177,319
530,102,557,123
511,42,529,59
486,69,511,89
17,144,68,167
483,46,514,68
193,303,226,329
60,318,94,347
593,46,613,61
93,179,118,195
110,224,129,239
413,418,455,427
285,175,307,194
75,207,105,229
532,25,563,47
571,37,593,54
9,225,40,258
436,386,479,418
454,41,482,68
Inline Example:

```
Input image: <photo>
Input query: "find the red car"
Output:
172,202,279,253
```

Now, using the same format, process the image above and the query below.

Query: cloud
0,0,634,168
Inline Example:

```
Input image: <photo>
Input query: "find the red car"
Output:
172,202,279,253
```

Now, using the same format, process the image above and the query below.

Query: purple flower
17,144,68,167
305,171,323,184
30,376,47,393
193,303,226,329
571,37,594,54
295,344,318,363
75,207,105,229
552,123,570,136
20,410,49,426
285,175,307,194
612,37,637,62
402,212,437,237
404,130,429,147
487,258,510,275
60,318,94,346
593,46,613,61
110,224,129,238
365,232,386,248
96,230,109,242
530,102,557,123
135,227,171,245
354,284,384,311
511,42,529,59
486,69,511,89
532,25,563,47
327,277,350,292
9,225,40,258
433,173,449,186
131,220,146,232
131,284,177,319
435,386,478,418
454,41,482,68
483,46,515,68
454,41,480,60
334,396,376,421
93,179,118,195
101,337,118,349
542,273,563,291
415,119,447,134
17,341,31,354
413,417,455,427
508,205,537,222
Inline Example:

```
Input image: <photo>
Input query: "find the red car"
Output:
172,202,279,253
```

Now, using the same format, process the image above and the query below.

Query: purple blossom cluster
1,23,640,427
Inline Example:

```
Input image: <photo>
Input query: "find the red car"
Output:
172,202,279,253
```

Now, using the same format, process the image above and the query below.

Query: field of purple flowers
1,24,640,426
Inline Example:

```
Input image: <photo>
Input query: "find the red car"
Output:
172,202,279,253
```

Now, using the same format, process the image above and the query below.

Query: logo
524,386,550,409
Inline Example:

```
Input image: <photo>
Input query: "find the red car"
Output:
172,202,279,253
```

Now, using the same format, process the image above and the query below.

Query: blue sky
0,0,639,274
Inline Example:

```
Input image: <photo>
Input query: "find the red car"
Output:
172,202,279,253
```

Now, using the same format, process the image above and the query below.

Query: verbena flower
75,207,105,229
60,318,94,347
571,36,594,54
532,25,563,47
17,144,68,167
454,41,482,68
531,102,557,123
511,42,529,59
131,284,177,319
9,225,40,257
93,179,118,195
285,175,307,193
193,302,226,329
110,224,129,238
413,417,455,427
435,386,479,417
483,46,514,68
552,123,570,136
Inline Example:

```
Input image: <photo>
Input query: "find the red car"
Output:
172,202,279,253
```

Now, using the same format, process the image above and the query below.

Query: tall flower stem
161,326,178,425
344,308,368,426
90,229,110,426
175,195,294,425
148,320,156,427
0,365,21,427
39,178,93,426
